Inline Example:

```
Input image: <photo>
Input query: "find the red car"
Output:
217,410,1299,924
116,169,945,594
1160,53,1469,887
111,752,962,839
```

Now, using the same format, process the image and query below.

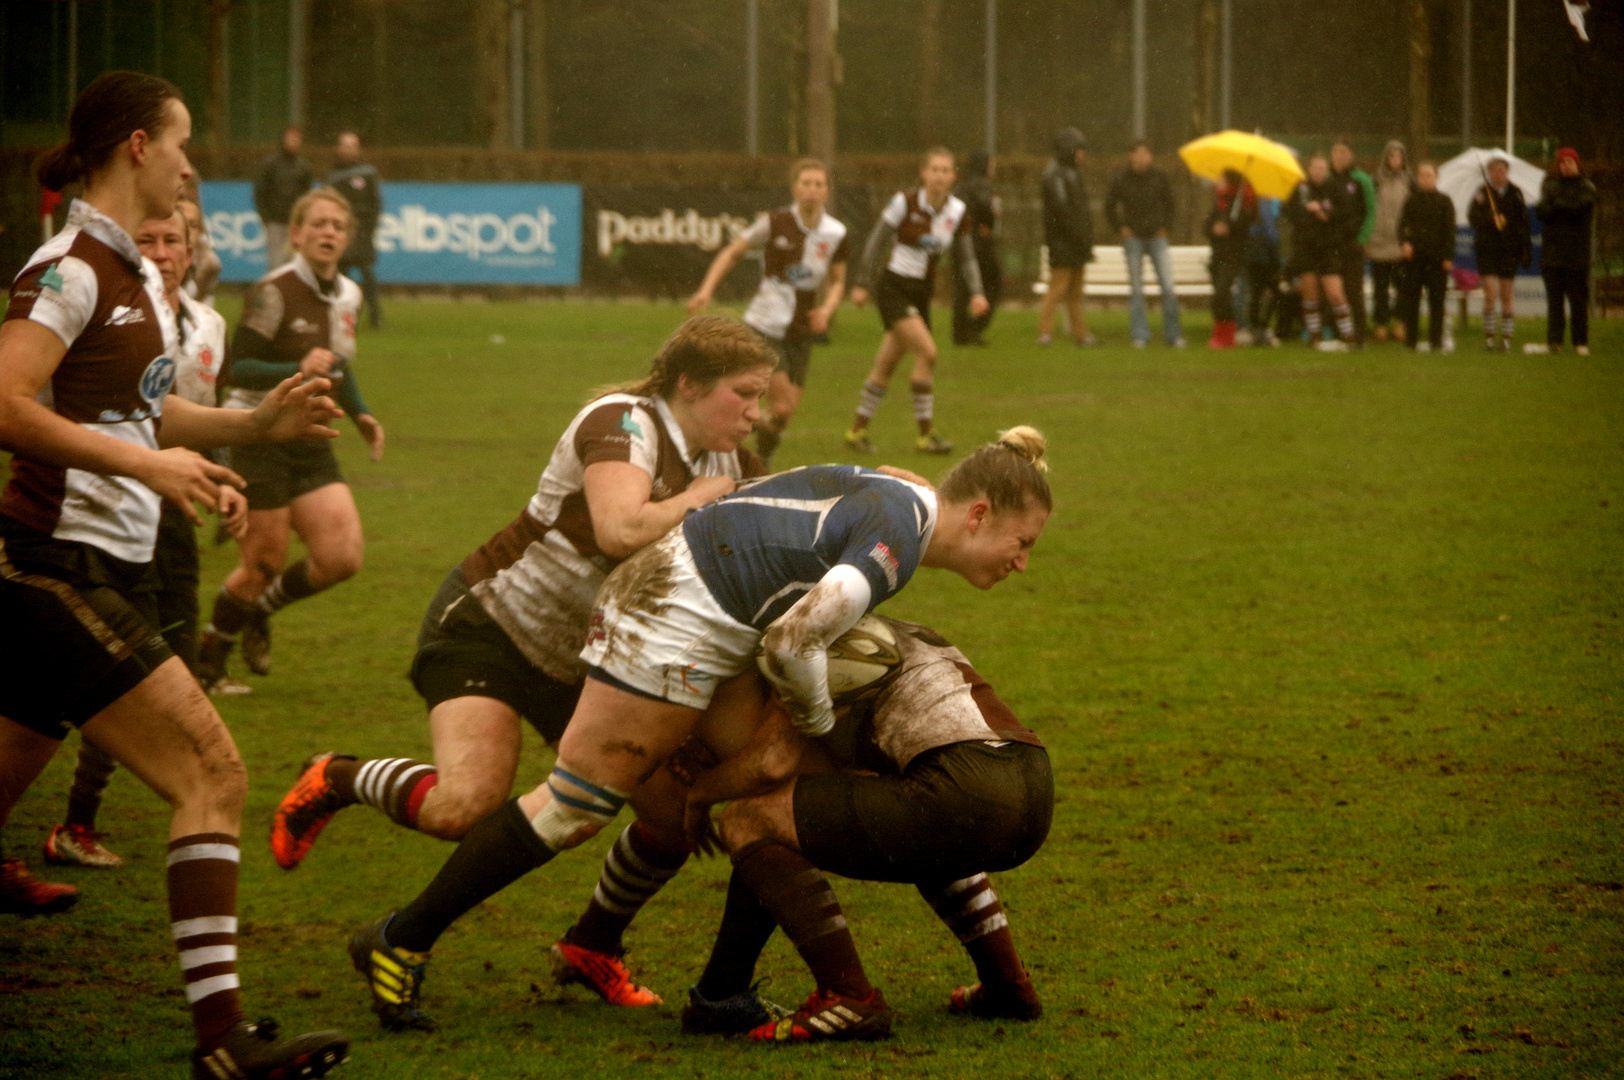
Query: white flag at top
1561,0,1591,42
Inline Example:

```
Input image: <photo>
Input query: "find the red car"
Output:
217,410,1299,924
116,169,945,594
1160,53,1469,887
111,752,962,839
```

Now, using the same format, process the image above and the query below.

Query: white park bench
1033,244,1215,299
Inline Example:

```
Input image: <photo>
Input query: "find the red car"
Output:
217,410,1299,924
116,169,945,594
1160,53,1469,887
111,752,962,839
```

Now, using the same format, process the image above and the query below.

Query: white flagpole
1504,0,1515,153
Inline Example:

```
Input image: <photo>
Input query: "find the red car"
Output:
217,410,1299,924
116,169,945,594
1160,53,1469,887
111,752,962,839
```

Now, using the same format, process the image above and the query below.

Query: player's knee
418,785,505,840
717,799,769,854
190,741,249,818
309,545,362,587
527,762,628,851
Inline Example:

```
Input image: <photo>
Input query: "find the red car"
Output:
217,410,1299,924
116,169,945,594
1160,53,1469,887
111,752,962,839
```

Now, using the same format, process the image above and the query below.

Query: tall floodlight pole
1504,0,1515,152
510,0,525,150
1461,0,1472,150
984,0,996,154
1219,0,1231,129
289,0,307,130
1132,0,1146,138
806,0,836,159
746,0,760,155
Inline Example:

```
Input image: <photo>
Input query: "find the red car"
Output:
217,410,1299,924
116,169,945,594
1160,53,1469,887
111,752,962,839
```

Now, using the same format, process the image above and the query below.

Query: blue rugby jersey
682,465,938,629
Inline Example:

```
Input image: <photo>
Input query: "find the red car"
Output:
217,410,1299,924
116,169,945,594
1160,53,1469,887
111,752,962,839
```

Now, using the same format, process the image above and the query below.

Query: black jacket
1040,130,1092,253
1327,168,1368,247
1537,173,1596,271
326,161,383,263
1398,189,1456,265
1205,181,1257,264
958,154,1000,253
1105,166,1175,239
1285,178,1342,252
1467,181,1532,267
254,150,314,225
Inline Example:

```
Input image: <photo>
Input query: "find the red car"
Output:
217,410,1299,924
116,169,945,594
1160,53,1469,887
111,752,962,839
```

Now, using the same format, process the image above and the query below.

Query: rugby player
195,187,385,692
681,616,1051,1040
1285,153,1359,351
687,158,849,467
0,71,350,1077
344,429,1050,1032
42,199,247,872
844,148,987,456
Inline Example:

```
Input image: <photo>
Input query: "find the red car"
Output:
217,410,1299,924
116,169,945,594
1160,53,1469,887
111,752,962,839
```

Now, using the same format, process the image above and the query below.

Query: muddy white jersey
739,206,849,341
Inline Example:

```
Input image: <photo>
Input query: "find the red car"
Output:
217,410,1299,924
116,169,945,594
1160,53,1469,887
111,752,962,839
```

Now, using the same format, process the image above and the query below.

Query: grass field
3,299,1621,1080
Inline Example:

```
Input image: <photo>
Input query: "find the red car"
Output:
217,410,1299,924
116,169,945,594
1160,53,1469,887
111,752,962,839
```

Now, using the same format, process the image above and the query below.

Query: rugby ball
757,615,904,704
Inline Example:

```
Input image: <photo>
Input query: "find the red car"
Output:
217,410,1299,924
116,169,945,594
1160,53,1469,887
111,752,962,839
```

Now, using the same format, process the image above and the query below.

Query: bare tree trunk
526,0,550,150
1408,0,1432,159
919,0,943,147
207,1,230,143
806,0,837,160
1192,0,1218,138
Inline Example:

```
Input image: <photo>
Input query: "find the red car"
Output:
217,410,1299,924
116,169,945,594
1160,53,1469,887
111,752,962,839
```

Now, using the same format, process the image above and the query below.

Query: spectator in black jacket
1537,148,1596,355
327,130,384,329
1397,162,1456,352
1106,142,1183,347
953,150,1004,346
1205,170,1257,349
1467,151,1532,351
253,126,312,268
1037,128,1095,346
1285,153,1357,350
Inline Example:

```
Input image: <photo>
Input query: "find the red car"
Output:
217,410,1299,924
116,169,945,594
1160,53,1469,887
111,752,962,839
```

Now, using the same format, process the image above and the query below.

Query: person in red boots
1206,169,1257,349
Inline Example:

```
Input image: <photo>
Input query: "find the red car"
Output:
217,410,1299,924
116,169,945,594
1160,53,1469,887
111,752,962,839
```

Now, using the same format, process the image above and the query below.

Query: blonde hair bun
995,425,1049,472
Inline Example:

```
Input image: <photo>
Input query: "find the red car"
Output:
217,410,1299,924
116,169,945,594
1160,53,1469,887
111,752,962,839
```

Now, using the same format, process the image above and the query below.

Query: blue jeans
1124,236,1184,344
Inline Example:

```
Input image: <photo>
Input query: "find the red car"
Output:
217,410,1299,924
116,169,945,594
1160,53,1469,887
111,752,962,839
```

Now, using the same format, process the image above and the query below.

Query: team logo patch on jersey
39,264,65,293
107,304,146,327
139,355,177,403
619,412,644,439
785,262,816,285
290,317,319,334
868,541,900,590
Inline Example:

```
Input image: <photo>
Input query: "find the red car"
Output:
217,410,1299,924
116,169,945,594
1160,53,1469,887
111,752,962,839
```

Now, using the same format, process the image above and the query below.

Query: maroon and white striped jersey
881,188,967,281
739,206,849,341
3,200,179,564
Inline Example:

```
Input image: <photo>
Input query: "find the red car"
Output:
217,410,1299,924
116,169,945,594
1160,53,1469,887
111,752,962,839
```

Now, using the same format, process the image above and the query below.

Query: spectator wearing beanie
1536,148,1596,356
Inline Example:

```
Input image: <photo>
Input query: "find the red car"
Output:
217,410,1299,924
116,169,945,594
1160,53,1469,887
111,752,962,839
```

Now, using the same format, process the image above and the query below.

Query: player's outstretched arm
683,701,808,853
759,564,873,737
688,234,753,314
584,460,735,559
157,374,340,450
809,261,847,333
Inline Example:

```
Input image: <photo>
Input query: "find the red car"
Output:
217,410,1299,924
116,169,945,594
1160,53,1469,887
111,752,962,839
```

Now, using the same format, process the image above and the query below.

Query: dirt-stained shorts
578,528,758,710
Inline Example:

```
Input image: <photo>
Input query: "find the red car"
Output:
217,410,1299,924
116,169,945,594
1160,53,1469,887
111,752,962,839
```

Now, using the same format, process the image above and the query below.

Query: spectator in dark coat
1205,170,1257,349
253,126,313,268
1037,128,1095,346
1467,151,1532,351
1106,141,1183,346
1537,147,1596,355
326,130,384,329
953,149,1004,346
1397,162,1457,351
1330,138,1375,344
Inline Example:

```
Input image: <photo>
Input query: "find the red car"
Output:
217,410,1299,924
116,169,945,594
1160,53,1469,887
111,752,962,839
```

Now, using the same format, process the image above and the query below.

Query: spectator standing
952,150,1003,346
1397,162,1456,352
1366,140,1412,342
1285,152,1358,350
1106,141,1184,347
1536,148,1596,356
1244,195,1282,346
327,130,384,329
254,126,313,269
1205,170,1257,349
1329,138,1374,346
1036,128,1095,346
1467,151,1532,352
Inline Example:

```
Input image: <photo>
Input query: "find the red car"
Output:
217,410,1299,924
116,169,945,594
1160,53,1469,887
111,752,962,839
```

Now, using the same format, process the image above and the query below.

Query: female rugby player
0,71,349,1078
195,187,385,691
688,159,849,466
1286,153,1359,350
844,148,987,455
344,428,1051,1032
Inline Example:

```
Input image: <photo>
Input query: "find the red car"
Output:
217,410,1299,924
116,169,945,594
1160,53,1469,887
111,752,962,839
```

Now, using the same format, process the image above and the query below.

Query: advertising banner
581,187,783,298
200,181,582,285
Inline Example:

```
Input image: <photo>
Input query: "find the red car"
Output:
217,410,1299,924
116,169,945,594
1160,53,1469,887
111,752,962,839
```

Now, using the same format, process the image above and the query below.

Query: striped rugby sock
255,559,321,616
735,841,871,999
910,380,934,434
168,833,244,1049
1333,304,1355,342
1303,302,1321,338
1500,314,1514,342
344,758,438,830
567,822,687,955
855,380,886,421
918,873,1026,987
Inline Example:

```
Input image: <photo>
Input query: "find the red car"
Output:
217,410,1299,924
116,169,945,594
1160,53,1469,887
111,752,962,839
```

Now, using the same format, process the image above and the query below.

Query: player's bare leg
884,315,950,453
197,505,290,687
846,331,905,452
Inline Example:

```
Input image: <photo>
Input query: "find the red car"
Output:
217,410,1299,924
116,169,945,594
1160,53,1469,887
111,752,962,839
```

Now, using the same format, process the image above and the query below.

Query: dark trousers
1341,242,1368,341
1543,265,1590,347
1370,260,1404,327
1210,257,1244,322
1247,259,1281,333
952,244,1003,344
1399,260,1448,349
341,255,383,328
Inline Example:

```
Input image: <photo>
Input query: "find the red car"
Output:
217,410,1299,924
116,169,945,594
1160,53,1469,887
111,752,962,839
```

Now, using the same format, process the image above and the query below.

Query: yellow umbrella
1178,130,1304,199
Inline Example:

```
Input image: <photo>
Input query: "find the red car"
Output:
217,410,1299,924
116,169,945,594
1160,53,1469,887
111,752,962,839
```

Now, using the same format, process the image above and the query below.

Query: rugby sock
64,739,118,828
910,380,934,436
919,874,1026,988
1302,302,1321,339
255,559,321,615
734,841,872,999
853,381,886,428
388,797,554,953
338,757,438,829
1484,311,1499,343
695,867,779,1000
167,833,244,1049
1333,304,1355,342
566,822,687,955
204,586,257,643
1500,314,1514,344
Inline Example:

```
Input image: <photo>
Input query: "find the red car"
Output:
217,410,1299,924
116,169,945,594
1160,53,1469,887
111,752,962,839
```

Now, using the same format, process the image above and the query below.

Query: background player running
681,612,1053,1041
687,159,849,467
196,187,385,692
844,148,987,456
344,433,1050,1033
42,199,247,873
0,71,349,1078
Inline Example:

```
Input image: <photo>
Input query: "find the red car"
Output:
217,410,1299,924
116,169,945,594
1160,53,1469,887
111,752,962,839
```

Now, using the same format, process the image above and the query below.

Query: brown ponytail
937,425,1053,514
591,315,776,402
36,71,183,192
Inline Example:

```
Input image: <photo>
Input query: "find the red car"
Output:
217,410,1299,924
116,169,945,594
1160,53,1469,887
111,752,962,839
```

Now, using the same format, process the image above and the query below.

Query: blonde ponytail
938,426,1053,513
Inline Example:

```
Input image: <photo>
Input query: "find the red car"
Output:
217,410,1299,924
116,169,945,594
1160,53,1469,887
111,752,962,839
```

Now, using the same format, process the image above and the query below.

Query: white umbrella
1436,149,1545,227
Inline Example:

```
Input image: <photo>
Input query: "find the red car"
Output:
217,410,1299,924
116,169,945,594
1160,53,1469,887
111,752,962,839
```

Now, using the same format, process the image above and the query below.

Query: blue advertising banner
200,181,582,285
